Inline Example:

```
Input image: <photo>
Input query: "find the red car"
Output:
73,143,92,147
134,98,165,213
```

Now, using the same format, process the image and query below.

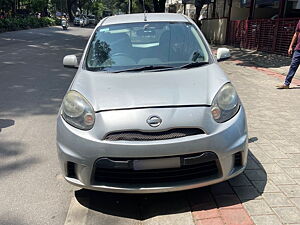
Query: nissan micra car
57,13,248,193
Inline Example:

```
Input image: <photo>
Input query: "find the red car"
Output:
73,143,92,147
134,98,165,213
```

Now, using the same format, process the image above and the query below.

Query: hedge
0,17,57,33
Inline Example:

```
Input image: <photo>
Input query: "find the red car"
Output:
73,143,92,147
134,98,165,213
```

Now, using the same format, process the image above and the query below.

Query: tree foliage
0,0,168,18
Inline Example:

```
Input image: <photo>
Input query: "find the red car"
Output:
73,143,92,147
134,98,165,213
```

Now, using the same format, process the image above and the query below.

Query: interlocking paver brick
278,185,300,197
278,146,300,154
229,174,252,187
187,188,214,205
268,173,297,185
191,202,220,220
265,151,289,159
242,199,273,216
273,207,300,224
233,186,261,201
252,215,282,225
210,182,234,196
262,193,293,207
290,198,300,209
214,194,243,209
261,163,285,174
246,157,261,170
288,154,300,164
252,180,280,193
282,167,300,178
275,158,299,168
195,217,224,225
248,151,274,164
219,208,254,225
244,169,267,181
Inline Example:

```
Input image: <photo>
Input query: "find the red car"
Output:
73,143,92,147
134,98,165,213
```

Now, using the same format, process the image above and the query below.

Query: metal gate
228,18,300,56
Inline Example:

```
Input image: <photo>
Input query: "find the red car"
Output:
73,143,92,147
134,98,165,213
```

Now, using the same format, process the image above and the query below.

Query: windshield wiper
179,61,209,69
112,65,175,73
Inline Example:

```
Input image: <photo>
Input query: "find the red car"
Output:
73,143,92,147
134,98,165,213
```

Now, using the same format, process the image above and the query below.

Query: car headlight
61,91,95,130
211,83,240,123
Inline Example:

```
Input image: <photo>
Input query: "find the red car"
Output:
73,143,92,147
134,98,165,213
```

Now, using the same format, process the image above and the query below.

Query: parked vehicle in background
88,15,96,25
73,16,80,26
80,15,89,27
58,13,248,193
74,15,89,27
102,10,112,18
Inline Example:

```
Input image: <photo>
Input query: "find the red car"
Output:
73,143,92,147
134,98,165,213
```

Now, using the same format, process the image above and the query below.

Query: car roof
101,13,189,26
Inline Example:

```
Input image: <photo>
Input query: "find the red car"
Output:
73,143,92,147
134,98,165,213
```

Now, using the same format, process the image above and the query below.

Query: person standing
277,20,300,89
194,0,205,26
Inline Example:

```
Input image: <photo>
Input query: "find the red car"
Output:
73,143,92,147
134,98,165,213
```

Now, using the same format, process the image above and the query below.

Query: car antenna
143,0,147,21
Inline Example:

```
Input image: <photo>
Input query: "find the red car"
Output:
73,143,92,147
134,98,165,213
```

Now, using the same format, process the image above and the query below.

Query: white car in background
88,15,96,25
73,16,81,26
79,15,89,27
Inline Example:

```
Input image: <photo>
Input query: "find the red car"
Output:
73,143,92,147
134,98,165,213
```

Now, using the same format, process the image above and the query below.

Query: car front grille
92,152,220,184
103,128,205,141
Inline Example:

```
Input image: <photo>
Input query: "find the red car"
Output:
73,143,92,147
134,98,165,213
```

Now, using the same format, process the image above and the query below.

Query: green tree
0,0,15,15
31,0,48,14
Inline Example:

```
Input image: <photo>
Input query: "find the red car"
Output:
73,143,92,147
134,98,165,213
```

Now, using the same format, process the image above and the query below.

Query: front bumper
56,106,248,193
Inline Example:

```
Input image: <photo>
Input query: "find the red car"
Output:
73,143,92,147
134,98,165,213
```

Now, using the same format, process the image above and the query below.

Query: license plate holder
133,157,180,171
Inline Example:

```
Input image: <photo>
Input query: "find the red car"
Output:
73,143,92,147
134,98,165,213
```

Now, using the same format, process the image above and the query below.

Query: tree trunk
153,0,159,12
153,0,166,12
158,0,166,12
67,0,77,21
138,0,151,12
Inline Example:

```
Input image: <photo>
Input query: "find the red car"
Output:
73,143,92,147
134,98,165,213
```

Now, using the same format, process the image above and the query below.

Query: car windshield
85,22,210,72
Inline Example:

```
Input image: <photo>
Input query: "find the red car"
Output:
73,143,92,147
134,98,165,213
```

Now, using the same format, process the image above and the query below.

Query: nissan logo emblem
146,116,162,127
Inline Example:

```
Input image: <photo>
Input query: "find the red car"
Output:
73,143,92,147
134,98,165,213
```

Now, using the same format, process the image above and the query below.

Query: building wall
201,18,228,44
230,7,250,20
230,7,278,20
230,0,279,20
255,8,278,19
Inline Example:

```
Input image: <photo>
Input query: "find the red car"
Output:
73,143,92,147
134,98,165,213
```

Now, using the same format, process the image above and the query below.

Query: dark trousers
194,4,204,22
285,50,300,85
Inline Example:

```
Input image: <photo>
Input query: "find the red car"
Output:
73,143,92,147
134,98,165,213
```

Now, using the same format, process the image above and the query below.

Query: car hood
71,64,229,112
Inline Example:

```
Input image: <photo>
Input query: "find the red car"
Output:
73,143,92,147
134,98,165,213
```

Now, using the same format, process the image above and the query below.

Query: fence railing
227,18,300,56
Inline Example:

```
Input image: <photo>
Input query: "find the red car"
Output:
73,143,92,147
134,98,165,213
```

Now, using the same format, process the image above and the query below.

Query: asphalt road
0,26,93,225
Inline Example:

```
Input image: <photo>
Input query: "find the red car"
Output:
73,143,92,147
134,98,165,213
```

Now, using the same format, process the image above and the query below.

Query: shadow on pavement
212,45,291,69
0,26,91,117
74,147,267,221
0,218,28,225
0,141,39,176
0,119,15,132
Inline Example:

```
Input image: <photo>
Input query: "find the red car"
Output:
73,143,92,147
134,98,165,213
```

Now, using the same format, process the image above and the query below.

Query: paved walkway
213,45,300,82
215,54,300,225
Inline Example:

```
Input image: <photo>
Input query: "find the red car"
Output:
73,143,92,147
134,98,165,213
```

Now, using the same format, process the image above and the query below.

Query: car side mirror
216,48,231,61
63,55,78,68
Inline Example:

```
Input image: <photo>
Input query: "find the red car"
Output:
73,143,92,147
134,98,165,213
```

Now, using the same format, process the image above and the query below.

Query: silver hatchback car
57,13,248,193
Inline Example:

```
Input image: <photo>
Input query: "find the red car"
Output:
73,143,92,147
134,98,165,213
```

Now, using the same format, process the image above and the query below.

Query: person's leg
194,6,201,23
285,50,300,86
